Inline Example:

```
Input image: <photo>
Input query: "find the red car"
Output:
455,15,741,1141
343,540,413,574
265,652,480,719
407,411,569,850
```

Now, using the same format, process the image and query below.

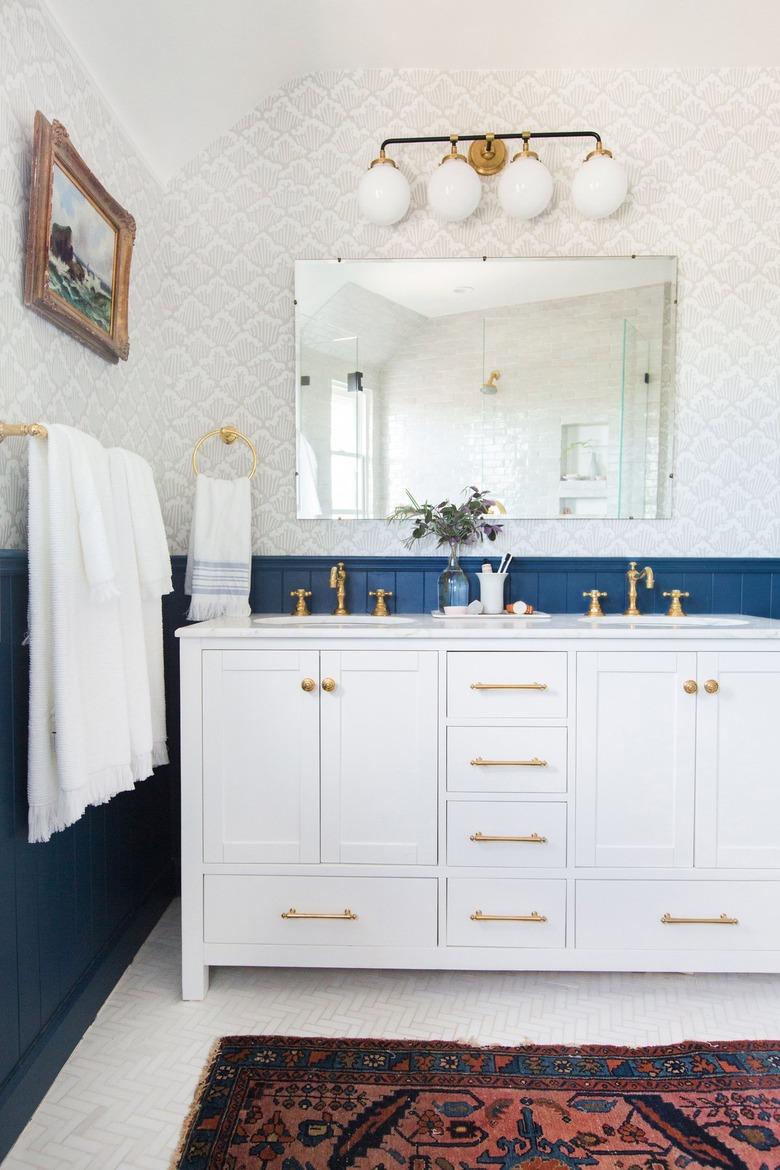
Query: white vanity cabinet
695,652,780,869
178,616,780,998
319,650,438,865
202,649,321,864
200,647,437,867
576,650,780,871
575,651,697,868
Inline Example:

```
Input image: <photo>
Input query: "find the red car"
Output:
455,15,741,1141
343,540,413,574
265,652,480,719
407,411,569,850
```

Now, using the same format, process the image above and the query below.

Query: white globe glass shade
358,162,411,226
497,155,554,219
427,157,481,221
571,153,628,218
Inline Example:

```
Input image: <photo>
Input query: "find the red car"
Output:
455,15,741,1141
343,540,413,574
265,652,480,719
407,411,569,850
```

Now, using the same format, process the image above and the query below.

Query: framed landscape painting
24,112,136,363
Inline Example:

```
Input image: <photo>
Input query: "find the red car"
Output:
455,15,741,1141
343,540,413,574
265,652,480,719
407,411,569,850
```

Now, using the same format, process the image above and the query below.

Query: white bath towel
111,448,172,766
28,425,134,843
108,450,156,782
185,474,251,620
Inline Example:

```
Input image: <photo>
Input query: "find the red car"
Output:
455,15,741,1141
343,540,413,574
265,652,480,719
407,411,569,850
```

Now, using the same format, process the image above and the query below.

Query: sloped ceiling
43,0,780,184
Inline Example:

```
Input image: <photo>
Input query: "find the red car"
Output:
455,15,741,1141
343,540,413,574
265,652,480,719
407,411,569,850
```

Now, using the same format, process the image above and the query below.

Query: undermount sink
580,614,748,627
251,614,415,626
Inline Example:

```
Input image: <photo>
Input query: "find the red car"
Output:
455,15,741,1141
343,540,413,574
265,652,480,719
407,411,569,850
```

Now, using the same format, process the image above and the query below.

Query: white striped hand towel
185,474,251,620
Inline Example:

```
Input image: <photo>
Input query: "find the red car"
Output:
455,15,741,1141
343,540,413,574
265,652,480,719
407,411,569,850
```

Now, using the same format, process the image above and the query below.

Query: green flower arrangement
389,486,503,550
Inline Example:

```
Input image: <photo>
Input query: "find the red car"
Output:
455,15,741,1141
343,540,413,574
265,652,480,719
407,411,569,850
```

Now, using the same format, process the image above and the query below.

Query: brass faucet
625,561,655,616
329,561,349,616
290,588,312,616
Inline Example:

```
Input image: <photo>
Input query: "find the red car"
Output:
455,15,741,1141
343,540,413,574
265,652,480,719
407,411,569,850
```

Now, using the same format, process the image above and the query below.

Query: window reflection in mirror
295,257,677,520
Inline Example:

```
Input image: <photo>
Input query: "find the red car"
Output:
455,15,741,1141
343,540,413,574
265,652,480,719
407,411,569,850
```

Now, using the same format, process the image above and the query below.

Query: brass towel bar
0,421,48,441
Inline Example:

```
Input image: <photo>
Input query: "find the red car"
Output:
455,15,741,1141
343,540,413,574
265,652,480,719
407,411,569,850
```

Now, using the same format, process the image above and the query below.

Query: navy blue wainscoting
0,551,177,1161
235,555,780,619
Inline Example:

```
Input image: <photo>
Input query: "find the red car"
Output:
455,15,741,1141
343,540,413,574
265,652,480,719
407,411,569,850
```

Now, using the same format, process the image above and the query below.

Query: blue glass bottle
438,543,469,610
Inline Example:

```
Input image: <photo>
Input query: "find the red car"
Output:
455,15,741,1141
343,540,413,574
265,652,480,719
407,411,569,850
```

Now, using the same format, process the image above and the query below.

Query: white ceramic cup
476,572,508,615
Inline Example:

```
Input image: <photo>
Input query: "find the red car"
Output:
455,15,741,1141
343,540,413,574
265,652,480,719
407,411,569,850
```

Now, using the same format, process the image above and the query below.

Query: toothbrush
498,553,513,575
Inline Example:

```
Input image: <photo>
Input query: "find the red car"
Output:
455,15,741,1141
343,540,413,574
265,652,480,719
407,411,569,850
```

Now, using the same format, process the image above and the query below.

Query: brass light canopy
468,133,508,175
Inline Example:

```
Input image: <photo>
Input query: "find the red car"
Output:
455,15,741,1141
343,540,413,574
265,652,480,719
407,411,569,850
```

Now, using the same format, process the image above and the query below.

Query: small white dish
443,605,468,616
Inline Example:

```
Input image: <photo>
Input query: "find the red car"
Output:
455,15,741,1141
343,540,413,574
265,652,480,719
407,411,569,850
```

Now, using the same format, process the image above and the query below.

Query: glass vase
438,543,469,611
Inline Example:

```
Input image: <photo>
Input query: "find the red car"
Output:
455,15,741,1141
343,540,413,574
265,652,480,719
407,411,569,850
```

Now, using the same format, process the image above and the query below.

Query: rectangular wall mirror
295,256,677,520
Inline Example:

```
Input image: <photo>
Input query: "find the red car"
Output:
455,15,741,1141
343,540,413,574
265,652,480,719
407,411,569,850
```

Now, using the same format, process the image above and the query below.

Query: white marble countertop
177,613,780,640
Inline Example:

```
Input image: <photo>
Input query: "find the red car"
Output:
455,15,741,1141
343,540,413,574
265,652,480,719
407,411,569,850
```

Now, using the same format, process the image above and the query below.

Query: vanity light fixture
427,136,483,222
497,135,554,220
359,129,628,225
357,148,412,225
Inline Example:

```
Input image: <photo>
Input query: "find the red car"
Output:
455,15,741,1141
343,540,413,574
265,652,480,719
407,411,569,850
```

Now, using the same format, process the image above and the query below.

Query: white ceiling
43,0,780,184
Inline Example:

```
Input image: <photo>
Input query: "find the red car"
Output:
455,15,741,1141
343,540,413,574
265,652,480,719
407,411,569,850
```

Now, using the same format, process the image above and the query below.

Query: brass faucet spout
330,562,349,616
624,560,654,617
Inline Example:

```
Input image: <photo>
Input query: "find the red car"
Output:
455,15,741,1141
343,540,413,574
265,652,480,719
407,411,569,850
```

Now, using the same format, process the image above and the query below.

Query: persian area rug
173,1037,780,1170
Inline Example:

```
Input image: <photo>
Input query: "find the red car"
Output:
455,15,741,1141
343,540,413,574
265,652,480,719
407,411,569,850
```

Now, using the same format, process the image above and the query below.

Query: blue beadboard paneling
0,552,175,1162
229,555,780,618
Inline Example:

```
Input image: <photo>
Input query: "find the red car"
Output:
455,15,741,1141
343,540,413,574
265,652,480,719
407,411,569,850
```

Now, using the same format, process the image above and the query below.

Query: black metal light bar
379,129,602,152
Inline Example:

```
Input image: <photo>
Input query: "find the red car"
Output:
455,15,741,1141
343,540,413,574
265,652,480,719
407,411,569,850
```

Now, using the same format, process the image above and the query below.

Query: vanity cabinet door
320,650,438,864
576,652,697,867
696,652,780,869
202,650,320,864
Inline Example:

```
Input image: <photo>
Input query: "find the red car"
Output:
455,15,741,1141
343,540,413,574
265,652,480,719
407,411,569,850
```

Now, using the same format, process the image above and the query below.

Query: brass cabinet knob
321,677,337,693
683,679,698,694
301,678,316,692
704,679,720,694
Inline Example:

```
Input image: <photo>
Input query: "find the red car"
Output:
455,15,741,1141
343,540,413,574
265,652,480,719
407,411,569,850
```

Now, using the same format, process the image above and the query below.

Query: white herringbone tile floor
5,901,780,1169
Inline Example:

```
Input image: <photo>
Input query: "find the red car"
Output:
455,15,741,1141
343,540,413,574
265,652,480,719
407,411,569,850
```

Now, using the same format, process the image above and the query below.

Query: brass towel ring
191,425,257,479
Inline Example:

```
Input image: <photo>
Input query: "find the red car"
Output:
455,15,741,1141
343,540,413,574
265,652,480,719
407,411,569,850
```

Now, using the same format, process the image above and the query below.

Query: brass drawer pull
661,912,738,926
281,907,358,921
471,909,547,923
469,831,547,844
470,756,548,768
683,679,698,694
470,682,548,691
321,677,337,692
704,679,720,694
300,677,316,692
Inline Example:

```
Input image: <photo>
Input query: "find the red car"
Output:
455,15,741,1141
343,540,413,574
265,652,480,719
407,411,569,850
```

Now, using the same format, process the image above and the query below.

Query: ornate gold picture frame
24,111,136,363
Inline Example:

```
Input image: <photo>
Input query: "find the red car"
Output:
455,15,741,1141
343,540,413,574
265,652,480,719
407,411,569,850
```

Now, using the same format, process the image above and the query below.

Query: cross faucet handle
369,588,393,617
290,588,312,616
582,589,607,617
663,589,690,617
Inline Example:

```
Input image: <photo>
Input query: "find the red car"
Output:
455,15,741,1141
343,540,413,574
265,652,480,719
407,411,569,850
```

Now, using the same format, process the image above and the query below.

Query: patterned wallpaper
0,0,168,549
159,67,780,557
2,33,780,558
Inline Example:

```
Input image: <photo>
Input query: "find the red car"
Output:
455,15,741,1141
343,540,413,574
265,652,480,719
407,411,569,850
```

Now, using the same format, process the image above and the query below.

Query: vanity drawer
448,726,567,793
576,880,780,951
447,801,567,867
447,878,566,948
204,876,437,948
447,652,567,718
